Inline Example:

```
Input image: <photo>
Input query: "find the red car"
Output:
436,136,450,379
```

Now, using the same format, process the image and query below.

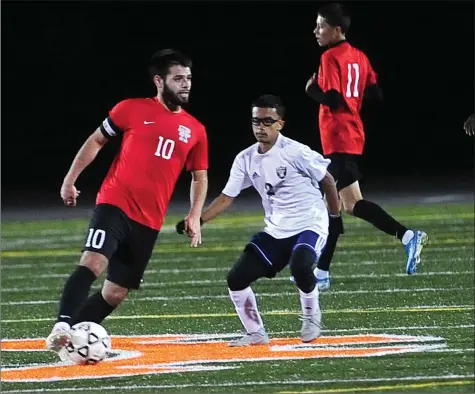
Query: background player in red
46,49,209,359
304,4,427,290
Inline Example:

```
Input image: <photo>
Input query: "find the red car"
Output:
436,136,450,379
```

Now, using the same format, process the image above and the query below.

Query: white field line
3,215,472,238
2,270,473,293
2,256,470,271
1,374,474,393
2,305,473,324
1,287,471,306
1,246,473,264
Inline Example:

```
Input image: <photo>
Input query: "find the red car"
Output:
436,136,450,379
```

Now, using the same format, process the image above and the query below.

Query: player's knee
79,251,108,277
289,246,316,293
226,250,262,291
226,267,250,291
101,280,128,306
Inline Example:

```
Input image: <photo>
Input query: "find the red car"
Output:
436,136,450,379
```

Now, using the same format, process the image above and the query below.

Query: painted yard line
2,212,473,236
1,245,472,260
279,380,474,394
2,305,473,323
3,271,473,292
2,256,470,271
2,325,473,340
2,374,474,393
1,287,470,306
3,223,473,247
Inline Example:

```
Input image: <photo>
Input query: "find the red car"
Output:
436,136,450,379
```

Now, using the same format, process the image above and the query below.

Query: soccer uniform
222,133,330,276
84,97,208,289
315,40,378,190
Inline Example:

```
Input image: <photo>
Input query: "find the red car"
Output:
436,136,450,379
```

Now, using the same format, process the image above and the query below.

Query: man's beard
162,84,188,111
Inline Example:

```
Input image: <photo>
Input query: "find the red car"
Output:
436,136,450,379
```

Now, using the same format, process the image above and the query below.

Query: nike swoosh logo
59,315,71,319
144,121,155,125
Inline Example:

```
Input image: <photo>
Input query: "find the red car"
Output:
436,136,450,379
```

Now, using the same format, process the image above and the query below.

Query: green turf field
1,202,474,393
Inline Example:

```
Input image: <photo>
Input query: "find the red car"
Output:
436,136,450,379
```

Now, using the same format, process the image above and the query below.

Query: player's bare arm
320,171,339,216
201,193,234,223
463,113,475,136
184,169,208,247
61,128,109,207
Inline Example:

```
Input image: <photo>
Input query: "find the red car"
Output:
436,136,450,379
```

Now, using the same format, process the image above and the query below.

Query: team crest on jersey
178,125,191,143
276,166,287,179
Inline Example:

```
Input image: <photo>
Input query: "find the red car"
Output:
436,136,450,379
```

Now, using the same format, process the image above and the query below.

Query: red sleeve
319,53,341,92
186,126,208,172
100,99,132,138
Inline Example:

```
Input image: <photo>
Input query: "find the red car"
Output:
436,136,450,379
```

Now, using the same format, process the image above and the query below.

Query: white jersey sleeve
294,145,331,183
222,153,252,197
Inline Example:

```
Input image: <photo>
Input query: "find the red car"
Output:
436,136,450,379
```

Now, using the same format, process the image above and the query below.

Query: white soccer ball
65,322,111,365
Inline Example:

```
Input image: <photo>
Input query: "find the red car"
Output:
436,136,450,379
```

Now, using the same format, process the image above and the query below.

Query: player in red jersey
304,4,427,290
46,49,208,358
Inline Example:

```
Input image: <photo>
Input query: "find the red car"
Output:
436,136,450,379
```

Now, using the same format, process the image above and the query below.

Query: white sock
299,287,320,316
401,230,415,245
228,287,264,334
315,268,329,280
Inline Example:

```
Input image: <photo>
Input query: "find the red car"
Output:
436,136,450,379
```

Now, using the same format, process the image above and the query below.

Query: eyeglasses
251,117,279,127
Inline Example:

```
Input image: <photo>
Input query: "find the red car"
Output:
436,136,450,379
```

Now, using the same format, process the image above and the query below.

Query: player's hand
175,217,204,235
60,183,80,207
463,113,475,136
184,214,202,247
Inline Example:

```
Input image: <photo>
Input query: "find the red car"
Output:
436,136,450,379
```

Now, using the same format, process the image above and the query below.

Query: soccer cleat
405,230,428,275
45,322,72,352
300,311,323,343
316,277,331,292
313,267,331,292
228,328,270,347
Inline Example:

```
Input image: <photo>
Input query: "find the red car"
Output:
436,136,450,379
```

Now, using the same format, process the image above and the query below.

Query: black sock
71,291,117,325
317,218,342,271
57,266,97,324
353,200,408,240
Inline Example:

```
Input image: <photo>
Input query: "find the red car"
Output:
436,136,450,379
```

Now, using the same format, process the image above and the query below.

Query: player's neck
328,36,346,47
258,138,278,154
155,95,182,113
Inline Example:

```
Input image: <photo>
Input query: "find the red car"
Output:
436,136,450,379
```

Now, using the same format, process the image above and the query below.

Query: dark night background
2,1,474,211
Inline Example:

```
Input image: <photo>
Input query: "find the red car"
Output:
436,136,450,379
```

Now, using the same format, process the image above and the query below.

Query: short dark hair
148,49,192,80
251,94,286,119
318,3,351,34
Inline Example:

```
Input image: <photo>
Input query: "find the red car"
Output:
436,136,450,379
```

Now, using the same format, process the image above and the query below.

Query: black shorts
245,231,327,278
82,203,159,290
326,153,362,192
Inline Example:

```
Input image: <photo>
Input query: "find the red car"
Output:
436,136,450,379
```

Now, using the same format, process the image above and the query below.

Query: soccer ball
65,322,111,365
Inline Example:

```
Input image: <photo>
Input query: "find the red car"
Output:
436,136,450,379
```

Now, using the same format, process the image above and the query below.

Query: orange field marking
1,334,444,382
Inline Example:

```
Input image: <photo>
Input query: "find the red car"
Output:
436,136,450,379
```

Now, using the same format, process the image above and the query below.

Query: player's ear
278,120,285,130
153,75,164,89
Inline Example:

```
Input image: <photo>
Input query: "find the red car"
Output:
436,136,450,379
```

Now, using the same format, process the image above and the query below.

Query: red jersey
97,98,208,230
316,41,377,155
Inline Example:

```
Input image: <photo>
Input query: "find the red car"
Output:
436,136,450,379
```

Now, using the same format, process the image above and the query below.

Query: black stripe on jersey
100,116,122,138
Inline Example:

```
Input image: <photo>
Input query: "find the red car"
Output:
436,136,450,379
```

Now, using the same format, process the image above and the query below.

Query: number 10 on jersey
155,136,175,160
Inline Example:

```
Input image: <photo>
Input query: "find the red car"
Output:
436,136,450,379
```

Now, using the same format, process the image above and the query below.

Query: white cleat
45,322,72,352
228,328,270,347
300,310,323,343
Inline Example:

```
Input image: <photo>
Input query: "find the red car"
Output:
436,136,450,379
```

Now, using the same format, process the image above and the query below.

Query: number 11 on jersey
346,63,360,98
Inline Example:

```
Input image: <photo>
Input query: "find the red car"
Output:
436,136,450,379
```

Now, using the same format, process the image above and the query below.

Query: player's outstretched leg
290,246,323,343
226,250,270,347
46,252,103,352
340,183,428,274
70,280,126,325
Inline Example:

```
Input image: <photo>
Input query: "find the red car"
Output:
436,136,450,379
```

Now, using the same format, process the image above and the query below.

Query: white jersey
222,133,330,239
